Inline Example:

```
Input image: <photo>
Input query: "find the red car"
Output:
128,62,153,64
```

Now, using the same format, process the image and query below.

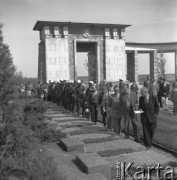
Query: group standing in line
18,76,177,149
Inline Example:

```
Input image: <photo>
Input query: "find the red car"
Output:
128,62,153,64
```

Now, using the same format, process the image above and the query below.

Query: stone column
150,50,158,79
175,50,177,80
126,51,138,82
38,42,46,83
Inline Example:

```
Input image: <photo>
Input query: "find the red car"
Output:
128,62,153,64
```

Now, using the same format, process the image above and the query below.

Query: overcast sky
0,0,177,77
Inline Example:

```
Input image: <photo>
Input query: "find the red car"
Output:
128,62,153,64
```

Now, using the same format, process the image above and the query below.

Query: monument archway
33,21,130,84
74,39,99,83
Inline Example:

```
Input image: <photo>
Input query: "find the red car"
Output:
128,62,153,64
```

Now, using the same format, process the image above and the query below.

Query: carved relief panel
105,39,126,81
45,38,69,82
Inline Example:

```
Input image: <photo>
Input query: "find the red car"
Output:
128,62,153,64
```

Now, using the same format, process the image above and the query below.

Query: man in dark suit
139,87,159,149
159,78,170,111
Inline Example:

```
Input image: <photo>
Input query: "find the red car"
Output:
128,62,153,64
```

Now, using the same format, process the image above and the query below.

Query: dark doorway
76,42,97,84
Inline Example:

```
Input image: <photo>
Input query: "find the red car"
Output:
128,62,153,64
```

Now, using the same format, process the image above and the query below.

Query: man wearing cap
102,82,113,131
108,85,122,134
75,80,85,116
85,81,94,102
88,85,99,124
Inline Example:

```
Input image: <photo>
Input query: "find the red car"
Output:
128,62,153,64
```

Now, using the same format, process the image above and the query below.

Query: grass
98,148,136,157
127,111,177,151
83,135,117,144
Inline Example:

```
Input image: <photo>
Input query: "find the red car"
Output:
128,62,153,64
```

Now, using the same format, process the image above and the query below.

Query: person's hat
89,81,94,84
77,80,81,83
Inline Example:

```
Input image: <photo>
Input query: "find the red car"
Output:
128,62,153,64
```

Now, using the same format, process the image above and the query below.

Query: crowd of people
18,76,177,150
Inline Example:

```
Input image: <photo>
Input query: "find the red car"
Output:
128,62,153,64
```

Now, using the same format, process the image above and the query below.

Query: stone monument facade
33,21,130,83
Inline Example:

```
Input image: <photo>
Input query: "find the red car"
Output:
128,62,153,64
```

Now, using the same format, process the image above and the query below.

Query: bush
0,99,62,178
18,148,61,180
39,128,65,142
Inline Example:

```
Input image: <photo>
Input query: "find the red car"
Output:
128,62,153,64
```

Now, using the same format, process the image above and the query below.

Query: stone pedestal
76,153,111,180
60,137,84,152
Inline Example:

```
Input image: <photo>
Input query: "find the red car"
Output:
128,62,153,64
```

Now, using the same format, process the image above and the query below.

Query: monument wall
34,21,129,83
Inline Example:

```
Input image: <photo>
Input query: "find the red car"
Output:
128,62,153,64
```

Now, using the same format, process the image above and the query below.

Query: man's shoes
146,146,151,150
124,135,129,139
135,139,141,143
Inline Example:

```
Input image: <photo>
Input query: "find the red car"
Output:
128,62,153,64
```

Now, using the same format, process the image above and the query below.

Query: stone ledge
76,153,111,180
60,138,84,153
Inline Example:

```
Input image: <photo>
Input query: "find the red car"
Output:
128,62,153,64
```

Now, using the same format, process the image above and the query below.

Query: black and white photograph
0,0,177,179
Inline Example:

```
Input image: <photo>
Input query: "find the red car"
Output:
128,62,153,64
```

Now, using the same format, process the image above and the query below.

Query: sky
0,0,177,77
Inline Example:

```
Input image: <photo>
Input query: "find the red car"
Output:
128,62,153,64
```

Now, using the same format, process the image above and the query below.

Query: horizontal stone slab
56,121,94,127
105,149,177,179
52,116,85,121
72,133,111,141
45,110,63,114
76,153,111,180
46,114,74,118
60,138,84,153
85,139,145,155
72,133,122,144
105,149,177,168
60,127,83,133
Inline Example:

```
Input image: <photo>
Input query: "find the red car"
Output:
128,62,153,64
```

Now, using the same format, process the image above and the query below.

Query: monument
33,21,130,83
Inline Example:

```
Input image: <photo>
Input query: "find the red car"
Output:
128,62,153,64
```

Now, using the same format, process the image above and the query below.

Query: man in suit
143,76,151,89
159,78,170,111
107,85,122,134
139,87,159,149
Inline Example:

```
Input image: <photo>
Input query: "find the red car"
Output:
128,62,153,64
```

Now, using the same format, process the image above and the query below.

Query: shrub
39,128,65,142
18,148,60,180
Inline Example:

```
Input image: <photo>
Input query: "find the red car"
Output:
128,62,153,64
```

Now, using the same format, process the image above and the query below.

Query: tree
0,23,16,105
156,53,167,78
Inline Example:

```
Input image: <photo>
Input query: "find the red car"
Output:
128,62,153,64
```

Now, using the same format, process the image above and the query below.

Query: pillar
150,50,158,79
175,50,177,80
127,51,138,82
38,42,46,83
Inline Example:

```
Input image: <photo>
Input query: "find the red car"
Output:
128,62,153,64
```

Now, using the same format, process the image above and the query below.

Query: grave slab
76,153,111,180
72,133,111,141
57,121,94,127
60,127,83,134
71,133,123,144
60,138,84,153
105,149,177,168
52,116,85,121
105,150,177,180
46,114,74,118
85,139,145,155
